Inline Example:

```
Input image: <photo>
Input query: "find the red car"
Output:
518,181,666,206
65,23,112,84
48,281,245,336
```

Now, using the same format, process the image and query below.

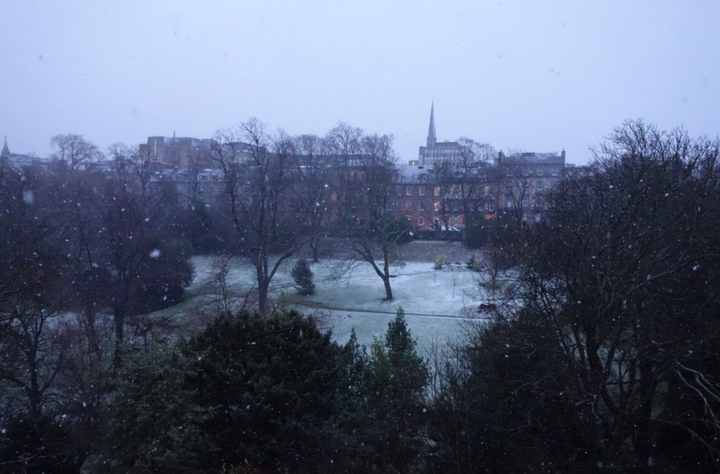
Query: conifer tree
364,308,429,473
291,258,316,295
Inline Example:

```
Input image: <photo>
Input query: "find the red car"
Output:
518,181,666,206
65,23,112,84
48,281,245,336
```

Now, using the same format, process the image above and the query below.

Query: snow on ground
173,255,489,357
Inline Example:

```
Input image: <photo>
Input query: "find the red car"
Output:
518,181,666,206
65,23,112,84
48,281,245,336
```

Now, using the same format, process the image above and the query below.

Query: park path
290,298,488,321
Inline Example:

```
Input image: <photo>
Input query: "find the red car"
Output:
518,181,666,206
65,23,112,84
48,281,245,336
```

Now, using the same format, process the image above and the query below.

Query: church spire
427,102,437,148
1,136,10,158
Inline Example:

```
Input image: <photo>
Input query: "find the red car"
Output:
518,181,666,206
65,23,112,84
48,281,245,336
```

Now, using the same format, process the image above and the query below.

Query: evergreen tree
363,308,429,474
102,309,346,474
291,258,316,295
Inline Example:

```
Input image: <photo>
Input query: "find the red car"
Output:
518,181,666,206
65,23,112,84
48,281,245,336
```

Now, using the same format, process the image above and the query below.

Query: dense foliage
428,120,720,473
102,308,428,474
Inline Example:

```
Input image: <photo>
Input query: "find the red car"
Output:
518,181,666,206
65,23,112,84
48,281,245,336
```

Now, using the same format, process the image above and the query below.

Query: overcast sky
2,1,719,165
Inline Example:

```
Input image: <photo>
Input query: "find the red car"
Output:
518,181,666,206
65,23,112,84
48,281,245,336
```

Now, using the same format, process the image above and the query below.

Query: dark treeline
1,120,720,473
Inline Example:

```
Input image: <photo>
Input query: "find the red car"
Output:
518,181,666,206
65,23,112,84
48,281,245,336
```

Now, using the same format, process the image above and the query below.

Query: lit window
434,201,440,211
434,187,440,196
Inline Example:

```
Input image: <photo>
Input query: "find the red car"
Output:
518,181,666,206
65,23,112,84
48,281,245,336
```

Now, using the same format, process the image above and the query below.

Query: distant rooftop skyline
2,1,719,165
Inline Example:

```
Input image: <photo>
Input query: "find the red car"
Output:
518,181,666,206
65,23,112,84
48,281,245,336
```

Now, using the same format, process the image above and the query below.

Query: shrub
466,255,484,272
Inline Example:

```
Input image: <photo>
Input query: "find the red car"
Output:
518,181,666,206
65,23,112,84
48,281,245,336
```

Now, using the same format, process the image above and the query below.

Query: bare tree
332,129,407,300
50,134,102,171
428,139,494,233
211,119,305,313
290,134,334,262
496,152,533,224
506,120,720,469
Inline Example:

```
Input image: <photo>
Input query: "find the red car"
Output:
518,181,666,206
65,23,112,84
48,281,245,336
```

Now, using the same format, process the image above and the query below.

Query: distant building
494,150,566,223
417,103,466,166
139,134,217,169
395,164,436,229
148,168,225,207
0,136,49,169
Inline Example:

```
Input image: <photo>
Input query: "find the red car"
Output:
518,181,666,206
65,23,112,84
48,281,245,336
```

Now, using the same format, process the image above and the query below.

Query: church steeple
1,136,10,158
427,102,437,148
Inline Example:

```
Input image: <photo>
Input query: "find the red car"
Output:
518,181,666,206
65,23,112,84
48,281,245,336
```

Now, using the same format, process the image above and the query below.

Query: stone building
415,103,466,166
139,134,216,169
494,150,566,223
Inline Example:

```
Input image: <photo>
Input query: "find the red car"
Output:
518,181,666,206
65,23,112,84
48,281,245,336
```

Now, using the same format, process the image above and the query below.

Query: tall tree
332,127,407,300
364,308,429,473
290,133,334,262
211,119,303,313
495,120,720,470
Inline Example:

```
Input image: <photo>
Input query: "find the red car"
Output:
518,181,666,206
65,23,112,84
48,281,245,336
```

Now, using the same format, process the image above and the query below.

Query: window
420,200,426,210
453,202,458,211
537,167,544,176
536,180,544,191
419,186,425,196
506,194,513,209
522,198,529,209
534,195,543,210
488,200,495,212
397,186,402,196
551,167,559,176
444,201,450,211
406,201,412,211
434,186,440,196
406,186,412,196
418,216,425,226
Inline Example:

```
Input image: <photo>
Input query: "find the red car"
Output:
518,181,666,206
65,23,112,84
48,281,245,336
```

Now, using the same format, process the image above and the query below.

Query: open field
155,243,490,356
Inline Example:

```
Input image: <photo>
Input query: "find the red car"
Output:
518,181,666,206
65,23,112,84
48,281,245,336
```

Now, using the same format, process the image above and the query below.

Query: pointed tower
427,102,437,148
1,136,10,158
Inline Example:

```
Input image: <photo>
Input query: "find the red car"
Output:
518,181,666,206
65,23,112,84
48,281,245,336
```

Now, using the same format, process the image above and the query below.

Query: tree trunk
256,251,270,314
311,236,320,263
383,276,394,301
382,245,393,300
84,305,100,357
26,346,42,418
113,307,124,370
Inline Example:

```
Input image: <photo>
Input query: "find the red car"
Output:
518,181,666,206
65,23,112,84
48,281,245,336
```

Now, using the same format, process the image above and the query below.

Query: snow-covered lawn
168,255,489,357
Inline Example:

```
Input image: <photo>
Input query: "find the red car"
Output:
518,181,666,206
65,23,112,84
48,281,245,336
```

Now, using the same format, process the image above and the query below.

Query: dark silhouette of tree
211,119,303,313
332,128,408,300
49,134,102,171
432,120,720,472
103,310,345,474
290,133,334,263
